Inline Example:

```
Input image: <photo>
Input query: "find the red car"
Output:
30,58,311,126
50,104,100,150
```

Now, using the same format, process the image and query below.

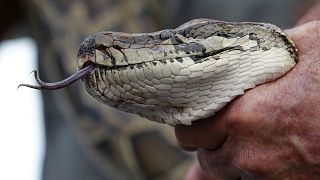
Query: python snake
20,19,297,125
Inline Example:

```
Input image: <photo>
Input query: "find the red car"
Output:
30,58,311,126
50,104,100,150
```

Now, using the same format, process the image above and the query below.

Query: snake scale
20,19,297,125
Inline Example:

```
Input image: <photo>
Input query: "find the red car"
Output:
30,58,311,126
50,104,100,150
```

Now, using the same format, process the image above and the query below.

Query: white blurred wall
0,38,44,180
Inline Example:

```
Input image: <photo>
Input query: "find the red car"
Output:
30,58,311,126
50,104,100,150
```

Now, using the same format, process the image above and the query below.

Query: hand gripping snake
19,19,297,125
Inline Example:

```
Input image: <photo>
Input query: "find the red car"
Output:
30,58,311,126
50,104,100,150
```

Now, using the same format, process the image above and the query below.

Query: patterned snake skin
78,19,297,125
21,0,193,179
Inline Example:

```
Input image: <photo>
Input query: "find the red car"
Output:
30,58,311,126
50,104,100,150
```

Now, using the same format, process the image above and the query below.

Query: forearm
296,0,320,25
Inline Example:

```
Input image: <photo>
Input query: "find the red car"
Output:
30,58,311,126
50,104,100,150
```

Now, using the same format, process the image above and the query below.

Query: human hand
175,21,320,179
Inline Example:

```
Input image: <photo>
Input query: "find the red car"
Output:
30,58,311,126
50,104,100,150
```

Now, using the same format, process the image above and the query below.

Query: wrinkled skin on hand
174,21,320,179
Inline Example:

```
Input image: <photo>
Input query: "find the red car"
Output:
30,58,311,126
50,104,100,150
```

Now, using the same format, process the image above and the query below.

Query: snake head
76,20,297,126
78,32,137,69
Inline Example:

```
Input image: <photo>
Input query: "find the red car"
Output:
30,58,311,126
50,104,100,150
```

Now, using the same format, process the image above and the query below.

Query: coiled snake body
20,19,297,125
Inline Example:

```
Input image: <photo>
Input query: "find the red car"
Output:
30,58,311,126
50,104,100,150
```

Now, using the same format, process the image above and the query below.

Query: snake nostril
77,35,96,68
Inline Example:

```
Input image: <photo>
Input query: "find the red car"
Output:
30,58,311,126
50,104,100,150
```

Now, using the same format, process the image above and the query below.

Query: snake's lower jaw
81,19,297,126
83,56,296,126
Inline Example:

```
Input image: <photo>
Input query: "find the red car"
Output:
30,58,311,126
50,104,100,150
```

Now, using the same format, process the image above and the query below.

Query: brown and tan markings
22,0,192,179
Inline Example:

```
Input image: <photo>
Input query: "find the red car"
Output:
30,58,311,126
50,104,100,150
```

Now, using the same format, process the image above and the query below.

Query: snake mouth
19,34,99,90
18,61,96,90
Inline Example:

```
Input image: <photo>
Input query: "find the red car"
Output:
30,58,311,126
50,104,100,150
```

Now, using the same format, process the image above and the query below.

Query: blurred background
0,38,44,180
0,0,310,180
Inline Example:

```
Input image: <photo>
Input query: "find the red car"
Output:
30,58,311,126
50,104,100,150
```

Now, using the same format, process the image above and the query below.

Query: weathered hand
175,21,320,179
